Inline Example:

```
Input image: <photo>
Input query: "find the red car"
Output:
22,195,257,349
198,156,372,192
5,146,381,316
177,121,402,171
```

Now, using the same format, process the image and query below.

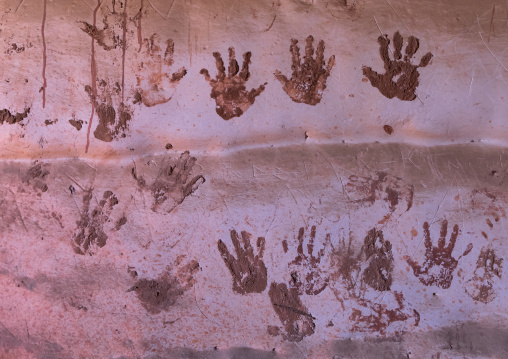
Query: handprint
405,220,473,289
465,246,503,303
134,34,187,107
274,36,335,105
284,225,329,295
268,282,315,342
200,47,266,120
218,229,267,294
350,292,419,335
128,257,199,314
72,189,123,255
362,31,432,101
132,151,206,213
360,228,394,292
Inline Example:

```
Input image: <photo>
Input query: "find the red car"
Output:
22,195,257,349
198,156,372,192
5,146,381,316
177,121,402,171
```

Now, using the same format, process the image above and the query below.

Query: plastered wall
1,1,508,358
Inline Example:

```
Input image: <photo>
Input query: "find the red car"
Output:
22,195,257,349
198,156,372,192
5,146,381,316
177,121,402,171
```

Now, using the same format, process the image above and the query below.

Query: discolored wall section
1,1,508,358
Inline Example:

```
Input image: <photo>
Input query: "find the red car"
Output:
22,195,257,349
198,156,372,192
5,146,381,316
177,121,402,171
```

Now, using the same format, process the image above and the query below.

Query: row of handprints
28,152,501,341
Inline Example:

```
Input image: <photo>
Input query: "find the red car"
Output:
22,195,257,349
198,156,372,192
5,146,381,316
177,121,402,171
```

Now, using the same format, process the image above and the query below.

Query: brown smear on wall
360,228,394,292
129,259,199,314
0,108,30,125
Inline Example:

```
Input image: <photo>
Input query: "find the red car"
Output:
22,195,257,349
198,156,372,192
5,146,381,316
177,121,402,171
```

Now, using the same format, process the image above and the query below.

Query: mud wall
1,1,508,358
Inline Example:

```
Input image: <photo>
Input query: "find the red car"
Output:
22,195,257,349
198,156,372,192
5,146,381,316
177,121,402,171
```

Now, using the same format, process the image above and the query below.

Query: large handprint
274,36,335,105
200,48,266,120
218,229,267,294
405,220,473,289
362,31,432,101
135,34,187,107
285,225,329,295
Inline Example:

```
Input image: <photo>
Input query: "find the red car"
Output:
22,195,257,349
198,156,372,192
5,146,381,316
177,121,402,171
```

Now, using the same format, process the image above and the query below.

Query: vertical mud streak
41,0,47,108
137,0,144,52
85,0,102,153
121,0,128,103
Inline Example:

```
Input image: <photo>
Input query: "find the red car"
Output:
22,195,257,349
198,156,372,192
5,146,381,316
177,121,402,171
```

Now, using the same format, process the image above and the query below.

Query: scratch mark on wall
477,15,508,73
85,0,102,153
15,0,25,13
148,0,175,20
41,0,47,108
487,5,495,43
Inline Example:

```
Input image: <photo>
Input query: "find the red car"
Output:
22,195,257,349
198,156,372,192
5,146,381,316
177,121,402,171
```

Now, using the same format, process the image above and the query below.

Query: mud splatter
346,171,414,218
362,31,432,101
22,162,50,193
69,119,83,131
218,229,267,294
350,292,419,335
132,151,205,213
128,258,199,314
5,42,32,55
286,225,329,295
135,34,187,107
360,228,394,291
71,189,122,255
405,220,473,289
383,125,393,135
200,47,266,120
268,282,315,342
465,246,503,303
274,35,335,105
0,108,30,125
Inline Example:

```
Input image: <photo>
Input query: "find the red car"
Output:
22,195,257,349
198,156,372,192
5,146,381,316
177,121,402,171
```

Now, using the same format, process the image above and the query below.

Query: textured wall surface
1,0,508,358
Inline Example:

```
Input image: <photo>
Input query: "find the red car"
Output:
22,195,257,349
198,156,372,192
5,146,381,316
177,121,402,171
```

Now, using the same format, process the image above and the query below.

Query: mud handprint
465,246,503,303
132,151,205,213
128,257,199,314
360,228,394,292
362,31,432,101
134,34,187,107
72,189,123,255
350,292,419,335
268,282,315,342
284,226,329,295
405,220,473,289
200,47,266,120
274,36,335,105
218,229,267,294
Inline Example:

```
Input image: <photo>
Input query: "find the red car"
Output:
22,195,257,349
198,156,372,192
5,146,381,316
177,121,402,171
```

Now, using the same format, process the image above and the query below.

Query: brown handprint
200,48,266,120
360,228,394,292
132,151,206,213
350,292,419,335
405,220,473,289
72,189,123,255
134,34,187,107
274,36,335,105
218,229,267,294
465,246,503,303
284,225,329,295
268,282,315,342
362,31,432,101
